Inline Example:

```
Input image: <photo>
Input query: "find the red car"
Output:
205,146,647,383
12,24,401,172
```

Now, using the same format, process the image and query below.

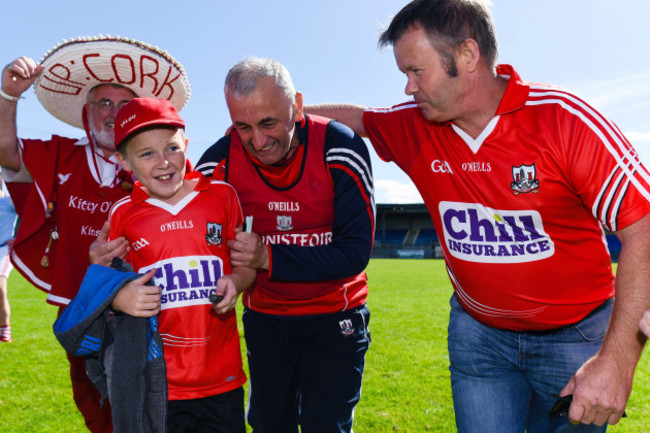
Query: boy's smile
117,127,192,204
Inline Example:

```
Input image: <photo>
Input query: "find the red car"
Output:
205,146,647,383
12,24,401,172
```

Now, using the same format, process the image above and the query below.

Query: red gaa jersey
363,64,650,331
196,115,375,317
109,172,246,400
7,135,131,306
229,116,368,316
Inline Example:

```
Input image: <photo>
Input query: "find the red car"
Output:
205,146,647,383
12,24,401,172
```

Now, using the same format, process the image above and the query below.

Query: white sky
2,0,649,204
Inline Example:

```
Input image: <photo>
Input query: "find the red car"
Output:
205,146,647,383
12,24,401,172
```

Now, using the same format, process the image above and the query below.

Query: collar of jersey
494,64,529,116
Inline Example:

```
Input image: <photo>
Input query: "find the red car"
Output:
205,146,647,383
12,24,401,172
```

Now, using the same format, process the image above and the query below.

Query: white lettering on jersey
80,225,102,237
431,160,454,174
461,162,492,172
140,255,223,310
439,201,554,263
132,238,150,251
68,195,112,214
267,201,300,212
263,231,333,246
160,220,194,232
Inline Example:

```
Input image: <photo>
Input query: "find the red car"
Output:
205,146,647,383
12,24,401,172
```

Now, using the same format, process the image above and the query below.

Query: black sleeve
195,136,230,179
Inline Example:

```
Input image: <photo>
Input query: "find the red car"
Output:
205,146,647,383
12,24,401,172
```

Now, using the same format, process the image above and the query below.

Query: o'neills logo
462,162,492,173
39,53,181,99
160,220,193,232
439,201,554,264
268,201,300,212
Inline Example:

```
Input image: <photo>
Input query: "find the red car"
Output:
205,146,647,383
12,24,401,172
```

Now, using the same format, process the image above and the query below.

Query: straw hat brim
34,35,191,129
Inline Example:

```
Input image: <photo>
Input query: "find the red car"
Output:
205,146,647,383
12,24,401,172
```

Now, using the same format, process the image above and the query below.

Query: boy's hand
111,269,160,317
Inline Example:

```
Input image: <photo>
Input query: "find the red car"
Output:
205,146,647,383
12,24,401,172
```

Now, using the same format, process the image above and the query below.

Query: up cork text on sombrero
34,35,190,129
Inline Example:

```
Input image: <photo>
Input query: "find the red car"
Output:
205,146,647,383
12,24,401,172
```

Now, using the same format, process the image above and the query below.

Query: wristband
0,88,22,102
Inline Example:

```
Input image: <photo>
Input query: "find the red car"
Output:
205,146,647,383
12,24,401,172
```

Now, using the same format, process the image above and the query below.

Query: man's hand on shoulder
89,220,130,266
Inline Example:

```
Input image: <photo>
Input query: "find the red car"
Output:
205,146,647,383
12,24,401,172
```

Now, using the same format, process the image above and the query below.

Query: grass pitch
0,259,648,432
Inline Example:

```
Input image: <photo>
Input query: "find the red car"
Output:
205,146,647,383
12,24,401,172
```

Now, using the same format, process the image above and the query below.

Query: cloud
627,131,650,165
626,132,650,142
575,70,650,116
375,179,423,204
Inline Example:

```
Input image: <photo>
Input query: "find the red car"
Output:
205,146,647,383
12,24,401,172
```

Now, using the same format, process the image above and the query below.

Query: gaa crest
205,222,223,246
339,319,355,336
276,215,293,231
511,163,540,195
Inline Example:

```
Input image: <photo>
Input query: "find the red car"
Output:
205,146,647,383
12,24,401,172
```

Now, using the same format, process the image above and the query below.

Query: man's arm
0,58,43,170
640,310,650,337
195,136,229,180
304,103,367,137
562,212,650,426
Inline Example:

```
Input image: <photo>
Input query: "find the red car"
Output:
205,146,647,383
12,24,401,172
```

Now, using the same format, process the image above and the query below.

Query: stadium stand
374,204,440,259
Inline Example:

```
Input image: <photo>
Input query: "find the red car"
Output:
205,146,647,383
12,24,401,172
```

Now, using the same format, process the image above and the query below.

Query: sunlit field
0,260,647,432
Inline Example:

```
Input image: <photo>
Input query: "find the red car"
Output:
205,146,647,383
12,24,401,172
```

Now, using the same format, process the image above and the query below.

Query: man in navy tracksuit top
195,57,375,433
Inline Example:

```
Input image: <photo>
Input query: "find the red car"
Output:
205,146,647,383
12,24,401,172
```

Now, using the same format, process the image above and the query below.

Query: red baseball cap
113,97,185,149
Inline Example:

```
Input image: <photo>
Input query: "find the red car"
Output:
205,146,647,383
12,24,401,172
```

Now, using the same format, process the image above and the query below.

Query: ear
459,38,481,73
293,92,304,123
115,152,131,172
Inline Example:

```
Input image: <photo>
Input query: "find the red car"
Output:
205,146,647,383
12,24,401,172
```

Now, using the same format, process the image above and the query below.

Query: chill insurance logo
439,201,554,264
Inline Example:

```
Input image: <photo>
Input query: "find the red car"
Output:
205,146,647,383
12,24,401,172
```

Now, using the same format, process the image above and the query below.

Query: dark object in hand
548,394,627,421
209,294,224,304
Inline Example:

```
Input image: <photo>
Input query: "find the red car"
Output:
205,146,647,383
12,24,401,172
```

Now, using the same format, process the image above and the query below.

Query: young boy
108,97,255,433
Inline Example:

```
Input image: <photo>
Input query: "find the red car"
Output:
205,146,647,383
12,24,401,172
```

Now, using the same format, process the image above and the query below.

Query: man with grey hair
196,57,375,433
307,0,650,432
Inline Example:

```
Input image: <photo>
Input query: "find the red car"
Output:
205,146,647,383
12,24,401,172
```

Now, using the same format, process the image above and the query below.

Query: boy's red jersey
109,172,246,400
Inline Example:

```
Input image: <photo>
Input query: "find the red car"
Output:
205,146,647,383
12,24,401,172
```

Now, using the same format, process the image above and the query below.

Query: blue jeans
447,294,612,433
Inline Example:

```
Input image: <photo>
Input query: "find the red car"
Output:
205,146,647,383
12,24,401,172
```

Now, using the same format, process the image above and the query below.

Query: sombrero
34,35,191,129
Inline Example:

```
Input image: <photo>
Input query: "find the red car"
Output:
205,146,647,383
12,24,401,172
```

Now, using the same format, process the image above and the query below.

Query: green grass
0,259,648,432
